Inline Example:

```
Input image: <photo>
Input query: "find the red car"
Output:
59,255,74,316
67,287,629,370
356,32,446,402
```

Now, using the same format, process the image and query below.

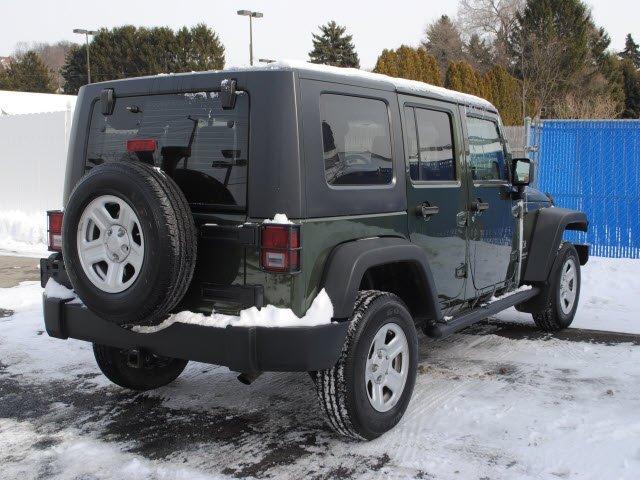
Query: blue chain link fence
531,120,640,258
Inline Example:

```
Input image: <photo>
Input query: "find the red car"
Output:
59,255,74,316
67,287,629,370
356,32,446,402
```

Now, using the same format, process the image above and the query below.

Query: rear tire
533,243,581,332
316,291,418,440
93,344,188,391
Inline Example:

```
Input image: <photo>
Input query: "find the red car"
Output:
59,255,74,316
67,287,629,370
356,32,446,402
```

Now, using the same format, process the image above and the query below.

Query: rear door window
86,91,249,209
320,94,393,186
405,107,456,181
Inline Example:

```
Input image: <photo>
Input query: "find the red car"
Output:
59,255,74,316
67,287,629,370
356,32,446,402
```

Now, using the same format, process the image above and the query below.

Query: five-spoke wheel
77,195,145,293
559,257,577,315
533,242,581,332
365,323,409,413
316,291,418,440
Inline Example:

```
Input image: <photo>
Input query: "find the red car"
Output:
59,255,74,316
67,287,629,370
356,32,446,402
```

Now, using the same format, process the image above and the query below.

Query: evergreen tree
415,48,443,86
586,26,624,111
422,15,466,73
621,59,640,118
60,44,87,94
174,24,225,71
0,50,55,93
374,49,400,78
374,46,441,86
619,34,640,69
509,0,611,117
61,24,225,94
483,65,522,125
465,34,494,72
445,60,486,98
309,21,360,68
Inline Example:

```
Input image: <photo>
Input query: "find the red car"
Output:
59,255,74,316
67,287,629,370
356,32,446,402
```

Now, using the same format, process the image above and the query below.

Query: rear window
320,94,393,186
86,91,249,209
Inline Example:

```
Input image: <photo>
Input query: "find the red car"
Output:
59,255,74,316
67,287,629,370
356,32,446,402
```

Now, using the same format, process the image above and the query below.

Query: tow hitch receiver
126,348,144,369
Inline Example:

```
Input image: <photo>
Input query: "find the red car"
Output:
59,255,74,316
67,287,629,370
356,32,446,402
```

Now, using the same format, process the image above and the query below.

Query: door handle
469,200,489,212
416,202,440,220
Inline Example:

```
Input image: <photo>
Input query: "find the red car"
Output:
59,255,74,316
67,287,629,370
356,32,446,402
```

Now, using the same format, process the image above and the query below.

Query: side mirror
511,157,531,187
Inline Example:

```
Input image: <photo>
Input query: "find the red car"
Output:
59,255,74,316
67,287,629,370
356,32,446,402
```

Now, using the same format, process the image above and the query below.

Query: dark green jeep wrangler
41,62,588,440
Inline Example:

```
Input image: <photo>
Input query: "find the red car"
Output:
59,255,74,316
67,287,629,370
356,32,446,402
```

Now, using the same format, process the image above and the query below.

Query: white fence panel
0,110,71,214
0,110,72,251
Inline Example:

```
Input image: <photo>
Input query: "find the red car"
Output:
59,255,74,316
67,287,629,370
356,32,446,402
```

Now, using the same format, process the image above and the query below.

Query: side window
320,94,393,186
403,107,419,180
414,108,455,181
467,116,507,181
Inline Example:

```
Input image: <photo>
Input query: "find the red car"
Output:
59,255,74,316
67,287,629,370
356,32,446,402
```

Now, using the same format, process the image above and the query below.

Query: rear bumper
43,295,349,373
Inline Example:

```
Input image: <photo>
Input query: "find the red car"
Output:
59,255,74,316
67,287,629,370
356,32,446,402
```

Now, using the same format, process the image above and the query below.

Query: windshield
86,91,249,210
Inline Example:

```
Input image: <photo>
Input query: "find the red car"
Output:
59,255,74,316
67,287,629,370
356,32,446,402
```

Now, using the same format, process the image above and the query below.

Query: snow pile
263,213,293,225
0,210,48,257
44,278,76,300
0,280,44,312
0,90,76,115
134,288,334,333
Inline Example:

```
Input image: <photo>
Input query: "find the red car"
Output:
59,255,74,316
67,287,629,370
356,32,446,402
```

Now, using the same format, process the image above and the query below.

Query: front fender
523,207,588,283
322,237,442,321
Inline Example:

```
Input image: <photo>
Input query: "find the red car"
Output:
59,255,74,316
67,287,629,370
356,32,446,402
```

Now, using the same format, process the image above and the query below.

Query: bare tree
457,0,524,65
554,92,621,119
513,32,566,118
457,0,524,38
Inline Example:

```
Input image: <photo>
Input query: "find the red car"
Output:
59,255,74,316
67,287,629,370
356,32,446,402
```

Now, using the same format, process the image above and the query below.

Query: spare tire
62,160,197,326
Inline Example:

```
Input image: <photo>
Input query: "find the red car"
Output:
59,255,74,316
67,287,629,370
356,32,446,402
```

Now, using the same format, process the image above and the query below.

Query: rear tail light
47,210,63,252
260,224,301,273
126,138,157,152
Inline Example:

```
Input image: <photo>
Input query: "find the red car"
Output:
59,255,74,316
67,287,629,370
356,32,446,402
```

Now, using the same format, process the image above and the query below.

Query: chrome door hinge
455,263,468,279
456,211,468,227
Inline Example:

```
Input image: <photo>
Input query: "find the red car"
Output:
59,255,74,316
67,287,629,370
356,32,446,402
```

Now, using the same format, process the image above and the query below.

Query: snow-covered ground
494,256,640,335
1,277,640,479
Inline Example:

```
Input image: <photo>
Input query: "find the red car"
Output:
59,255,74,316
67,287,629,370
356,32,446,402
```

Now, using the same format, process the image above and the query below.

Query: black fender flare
523,207,588,284
322,237,442,321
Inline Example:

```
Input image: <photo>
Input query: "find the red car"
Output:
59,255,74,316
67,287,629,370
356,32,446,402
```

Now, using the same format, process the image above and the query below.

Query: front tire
316,291,418,440
533,243,581,332
93,344,188,391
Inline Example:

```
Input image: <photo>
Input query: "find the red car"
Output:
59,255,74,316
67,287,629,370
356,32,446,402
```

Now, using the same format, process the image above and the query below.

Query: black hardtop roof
83,60,497,113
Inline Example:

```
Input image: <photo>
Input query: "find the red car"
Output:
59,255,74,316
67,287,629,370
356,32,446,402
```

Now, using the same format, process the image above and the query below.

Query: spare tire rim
77,195,145,294
559,257,577,315
365,322,409,413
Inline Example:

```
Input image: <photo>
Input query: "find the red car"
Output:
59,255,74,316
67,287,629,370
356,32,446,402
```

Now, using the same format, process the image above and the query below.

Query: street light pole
237,10,263,66
249,14,253,66
73,28,98,83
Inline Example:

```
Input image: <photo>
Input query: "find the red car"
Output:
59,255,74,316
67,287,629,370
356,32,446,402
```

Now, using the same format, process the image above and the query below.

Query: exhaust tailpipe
237,371,262,385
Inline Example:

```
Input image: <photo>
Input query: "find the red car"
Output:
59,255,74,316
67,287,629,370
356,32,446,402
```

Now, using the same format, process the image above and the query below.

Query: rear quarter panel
244,213,408,318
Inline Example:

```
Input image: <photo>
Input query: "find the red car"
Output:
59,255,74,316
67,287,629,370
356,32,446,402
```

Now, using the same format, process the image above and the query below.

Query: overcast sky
2,0,638,69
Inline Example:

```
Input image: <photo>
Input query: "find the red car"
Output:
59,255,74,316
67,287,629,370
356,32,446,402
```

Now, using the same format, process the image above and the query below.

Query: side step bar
424,287,540,339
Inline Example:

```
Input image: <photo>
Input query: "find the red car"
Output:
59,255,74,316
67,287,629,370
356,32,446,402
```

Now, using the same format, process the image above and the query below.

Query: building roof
0,90,77,115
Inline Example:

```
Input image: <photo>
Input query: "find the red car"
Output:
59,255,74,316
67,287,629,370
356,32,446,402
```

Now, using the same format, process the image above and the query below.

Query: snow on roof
222,59,495,110
0,90,76,115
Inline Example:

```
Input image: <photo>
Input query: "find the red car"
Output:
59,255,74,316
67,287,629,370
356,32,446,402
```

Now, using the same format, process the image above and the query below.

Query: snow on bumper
42,295,348,373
